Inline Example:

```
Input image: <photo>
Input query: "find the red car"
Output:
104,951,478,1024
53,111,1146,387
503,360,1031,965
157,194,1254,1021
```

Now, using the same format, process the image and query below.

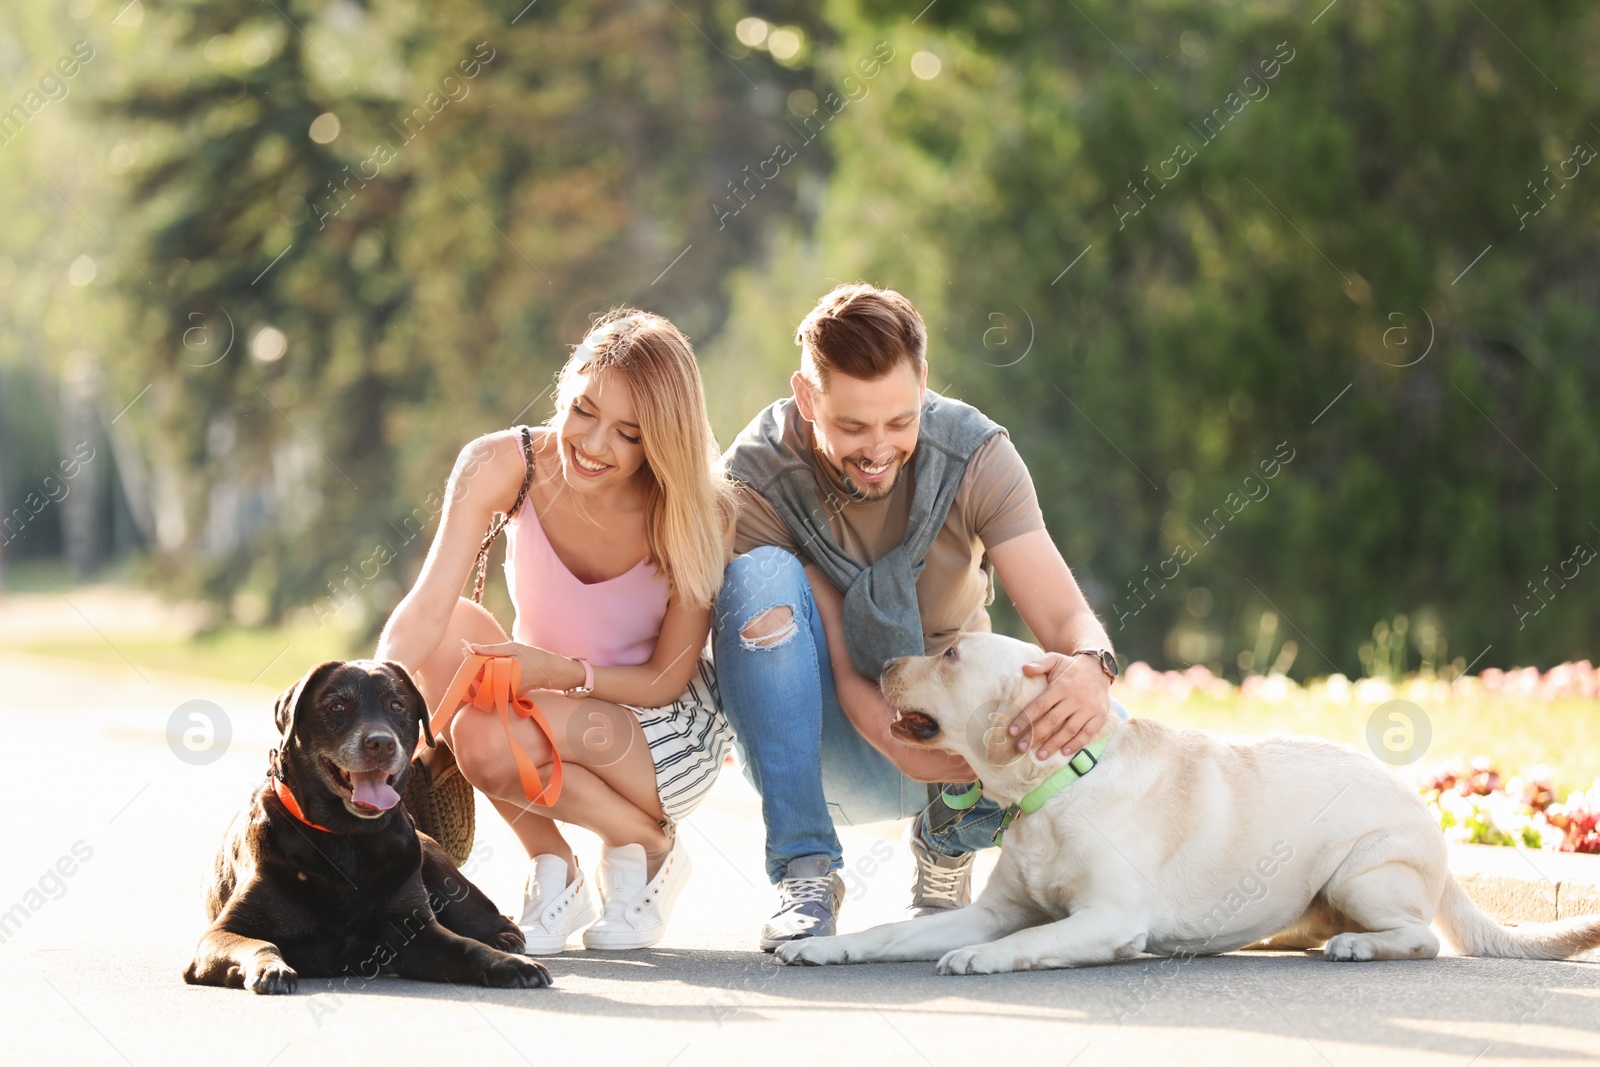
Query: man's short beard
821,448,905,502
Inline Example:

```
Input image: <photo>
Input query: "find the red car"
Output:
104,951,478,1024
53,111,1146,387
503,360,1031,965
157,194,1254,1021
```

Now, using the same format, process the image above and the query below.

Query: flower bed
1114,659,1600,850
1418,759,1600,854
1119,659,1600,705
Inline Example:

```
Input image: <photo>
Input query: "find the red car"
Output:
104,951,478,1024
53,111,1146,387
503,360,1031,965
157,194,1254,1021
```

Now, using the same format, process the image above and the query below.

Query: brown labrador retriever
183,659,550,994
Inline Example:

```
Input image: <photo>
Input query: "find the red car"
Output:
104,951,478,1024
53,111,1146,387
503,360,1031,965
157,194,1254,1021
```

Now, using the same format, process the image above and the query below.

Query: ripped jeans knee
739,605,798,650
717,546,810,641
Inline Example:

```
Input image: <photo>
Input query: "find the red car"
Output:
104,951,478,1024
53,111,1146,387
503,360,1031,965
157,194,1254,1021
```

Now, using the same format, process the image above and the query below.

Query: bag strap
428,653,563,807
471,426,536,604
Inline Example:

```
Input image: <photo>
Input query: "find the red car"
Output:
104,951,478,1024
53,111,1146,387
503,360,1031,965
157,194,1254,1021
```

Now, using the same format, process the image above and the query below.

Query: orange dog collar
270,774,336,834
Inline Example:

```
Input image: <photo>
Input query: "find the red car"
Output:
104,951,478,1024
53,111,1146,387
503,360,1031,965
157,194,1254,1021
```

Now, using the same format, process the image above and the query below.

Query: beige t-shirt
732,420,1045,657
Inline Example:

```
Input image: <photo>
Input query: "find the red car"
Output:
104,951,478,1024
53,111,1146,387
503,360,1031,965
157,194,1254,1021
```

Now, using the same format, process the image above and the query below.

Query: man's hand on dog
1009,652,1111,760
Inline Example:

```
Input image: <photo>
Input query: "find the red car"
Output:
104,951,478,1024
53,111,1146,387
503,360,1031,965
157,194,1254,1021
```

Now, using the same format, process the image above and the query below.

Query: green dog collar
991,737,1110,846
940,783,985,810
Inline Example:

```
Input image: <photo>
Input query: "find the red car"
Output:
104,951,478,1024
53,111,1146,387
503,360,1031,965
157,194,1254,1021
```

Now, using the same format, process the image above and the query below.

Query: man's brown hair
795,283,927,386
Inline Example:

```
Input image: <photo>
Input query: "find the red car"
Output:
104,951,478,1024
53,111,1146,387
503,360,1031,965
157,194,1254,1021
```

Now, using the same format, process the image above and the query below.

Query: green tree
712,0,1600,674
103,0,828,628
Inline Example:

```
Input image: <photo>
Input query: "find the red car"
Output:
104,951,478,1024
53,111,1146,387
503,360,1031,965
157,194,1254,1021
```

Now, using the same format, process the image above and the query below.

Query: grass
5,563,375,691
18,620,363,692
1120,686,1600,795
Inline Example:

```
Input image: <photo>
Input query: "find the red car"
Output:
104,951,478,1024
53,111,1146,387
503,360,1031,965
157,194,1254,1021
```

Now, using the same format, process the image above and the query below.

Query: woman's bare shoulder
448,428,539,511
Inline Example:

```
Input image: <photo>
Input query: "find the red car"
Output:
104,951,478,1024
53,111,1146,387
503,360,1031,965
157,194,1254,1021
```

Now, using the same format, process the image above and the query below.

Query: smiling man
715,283,1125,951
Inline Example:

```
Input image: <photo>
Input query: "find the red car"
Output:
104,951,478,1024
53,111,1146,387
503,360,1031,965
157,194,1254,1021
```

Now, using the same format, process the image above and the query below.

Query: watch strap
1072,648,1119,680
566,656,594,696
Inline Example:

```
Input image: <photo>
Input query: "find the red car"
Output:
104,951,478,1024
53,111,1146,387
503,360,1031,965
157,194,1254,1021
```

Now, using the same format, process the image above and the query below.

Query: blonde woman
376,310,734,952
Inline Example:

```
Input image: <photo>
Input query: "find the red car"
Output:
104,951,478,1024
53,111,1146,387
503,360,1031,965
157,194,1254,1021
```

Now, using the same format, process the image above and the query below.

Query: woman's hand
462,639,582,694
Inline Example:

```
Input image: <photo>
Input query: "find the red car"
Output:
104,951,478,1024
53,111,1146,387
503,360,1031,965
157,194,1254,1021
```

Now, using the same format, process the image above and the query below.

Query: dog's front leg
183,888,299,994
390,919,552,988
419,839,524,953
937,907,1148,975
184,926,298,994
777,897,1035,966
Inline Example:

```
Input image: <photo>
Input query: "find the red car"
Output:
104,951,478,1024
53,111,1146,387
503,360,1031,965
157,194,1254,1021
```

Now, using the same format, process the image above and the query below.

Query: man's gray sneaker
908,810,974,917
760,855,845,952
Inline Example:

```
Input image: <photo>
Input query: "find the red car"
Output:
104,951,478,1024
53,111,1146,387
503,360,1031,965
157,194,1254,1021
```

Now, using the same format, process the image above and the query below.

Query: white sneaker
518,854,598,954
583,839,692,950
907,811,974,918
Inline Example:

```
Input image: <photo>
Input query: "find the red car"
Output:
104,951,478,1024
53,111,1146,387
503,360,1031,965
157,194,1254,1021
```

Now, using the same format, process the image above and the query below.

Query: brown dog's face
275,660,429,823
881,633,1047,771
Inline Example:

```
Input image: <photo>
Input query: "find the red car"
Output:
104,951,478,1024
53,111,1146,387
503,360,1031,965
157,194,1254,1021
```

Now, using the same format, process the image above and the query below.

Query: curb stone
1449,843,1600,958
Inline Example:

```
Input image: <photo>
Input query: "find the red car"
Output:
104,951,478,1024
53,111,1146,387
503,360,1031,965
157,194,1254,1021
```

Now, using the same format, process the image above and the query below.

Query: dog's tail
1434,872,1600,959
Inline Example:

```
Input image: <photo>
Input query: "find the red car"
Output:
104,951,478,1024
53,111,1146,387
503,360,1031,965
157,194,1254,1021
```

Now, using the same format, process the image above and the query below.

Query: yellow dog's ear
273,660,346,742
980,671,1035,769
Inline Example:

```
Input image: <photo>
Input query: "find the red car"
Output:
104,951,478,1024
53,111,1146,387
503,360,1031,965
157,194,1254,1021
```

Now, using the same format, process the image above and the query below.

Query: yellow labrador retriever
777,632,1600,975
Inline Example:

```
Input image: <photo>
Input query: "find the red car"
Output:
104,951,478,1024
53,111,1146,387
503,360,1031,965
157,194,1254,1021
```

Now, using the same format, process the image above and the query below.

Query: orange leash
428,654,563,807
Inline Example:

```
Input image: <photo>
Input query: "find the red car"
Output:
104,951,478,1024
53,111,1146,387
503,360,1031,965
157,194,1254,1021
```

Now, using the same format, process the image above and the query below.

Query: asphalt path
1,651,1596,1066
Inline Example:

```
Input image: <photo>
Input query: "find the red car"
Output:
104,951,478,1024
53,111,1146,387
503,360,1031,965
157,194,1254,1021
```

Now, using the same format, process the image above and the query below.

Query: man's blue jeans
713,546,1126,885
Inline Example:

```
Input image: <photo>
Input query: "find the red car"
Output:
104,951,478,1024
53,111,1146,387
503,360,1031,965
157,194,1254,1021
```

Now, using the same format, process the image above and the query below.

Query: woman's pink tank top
503,494,671,668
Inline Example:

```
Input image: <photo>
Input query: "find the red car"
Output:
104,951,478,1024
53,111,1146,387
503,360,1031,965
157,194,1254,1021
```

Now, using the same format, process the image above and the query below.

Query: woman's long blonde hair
549,309,733,610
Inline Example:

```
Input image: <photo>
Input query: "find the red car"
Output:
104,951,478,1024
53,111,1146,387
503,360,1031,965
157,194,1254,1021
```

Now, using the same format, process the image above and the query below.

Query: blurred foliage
2,0,1597,676
12,0,829,625
705,0,1600,675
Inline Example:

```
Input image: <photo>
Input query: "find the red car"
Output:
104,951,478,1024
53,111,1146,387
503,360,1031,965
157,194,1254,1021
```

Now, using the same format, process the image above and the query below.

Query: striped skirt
624,653,732,823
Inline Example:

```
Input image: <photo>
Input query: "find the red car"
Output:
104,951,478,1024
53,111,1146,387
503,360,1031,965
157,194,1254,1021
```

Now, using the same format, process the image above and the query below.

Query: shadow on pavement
284,946,1600,1061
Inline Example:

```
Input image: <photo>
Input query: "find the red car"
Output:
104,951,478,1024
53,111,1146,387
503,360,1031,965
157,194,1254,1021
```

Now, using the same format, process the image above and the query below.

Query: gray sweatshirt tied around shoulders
723,392,1003,679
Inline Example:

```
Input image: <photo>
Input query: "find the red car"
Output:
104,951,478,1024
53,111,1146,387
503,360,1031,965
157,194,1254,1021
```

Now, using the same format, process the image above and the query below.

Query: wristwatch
1071,648,1119,681
565,657,594,697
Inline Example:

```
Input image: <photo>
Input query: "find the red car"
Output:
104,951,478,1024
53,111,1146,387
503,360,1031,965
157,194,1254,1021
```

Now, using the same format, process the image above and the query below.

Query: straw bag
403,426,536,867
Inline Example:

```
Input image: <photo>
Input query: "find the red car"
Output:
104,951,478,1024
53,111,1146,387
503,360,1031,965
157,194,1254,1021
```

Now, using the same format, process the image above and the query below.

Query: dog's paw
482,953,552,989
774,937,850,966
936,947,1008,976
245,958,299,995
486,921,526,954
1322,934,1375,962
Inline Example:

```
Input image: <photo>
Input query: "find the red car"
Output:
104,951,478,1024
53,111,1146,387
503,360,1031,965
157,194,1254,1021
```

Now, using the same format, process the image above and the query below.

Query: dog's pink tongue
350,771,400,810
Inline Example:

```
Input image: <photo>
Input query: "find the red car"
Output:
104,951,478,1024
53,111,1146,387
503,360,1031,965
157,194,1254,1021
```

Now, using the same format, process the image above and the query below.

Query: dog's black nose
362,731,398,758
